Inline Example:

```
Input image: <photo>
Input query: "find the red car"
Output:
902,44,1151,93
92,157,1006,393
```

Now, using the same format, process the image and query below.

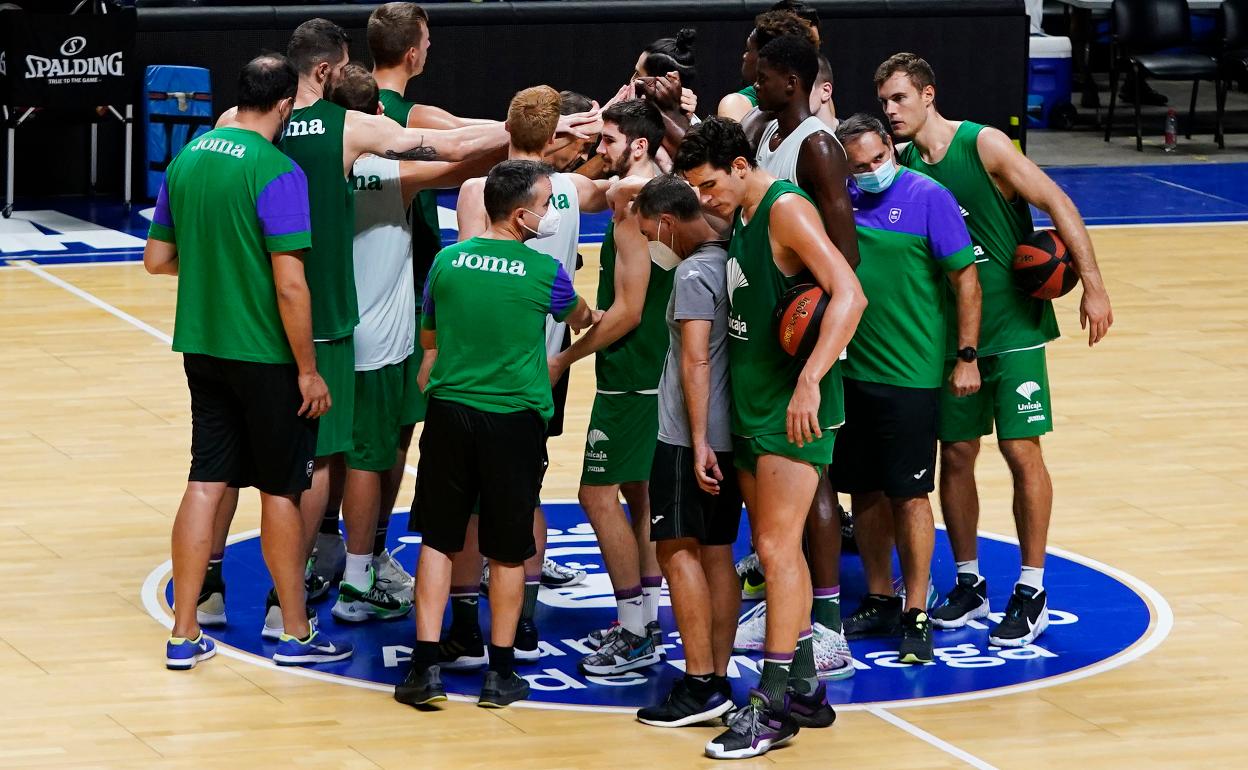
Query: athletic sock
488,644,515,677
1017,565,1044,592
754,652,793,706
788,628,818,695
412,639,439,674
521,574,541,621
686,673,717,700
956,559,982,580
209,552,224,564
641,575,662,626
343,552,372,588
813,586,841,629
615,585,646,637
372,513,390,557
319,506,340,535
450,586,481,633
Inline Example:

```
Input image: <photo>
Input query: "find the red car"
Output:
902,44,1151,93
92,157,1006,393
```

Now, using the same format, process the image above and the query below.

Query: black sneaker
839,505,858,554
787,681,836,728
647,620,666,658
197,562,227,626
898,608,933,664
478,670,530,708
704,690,799,760
515,618,540,663
930,573,990,629
844,594,902,640
395,664,447,707
305,571,331,604
989,585,1049,647
439,625,487,670
637,677,733,728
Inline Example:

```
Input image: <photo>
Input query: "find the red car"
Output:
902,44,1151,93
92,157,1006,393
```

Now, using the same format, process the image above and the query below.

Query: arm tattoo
385,141,438,162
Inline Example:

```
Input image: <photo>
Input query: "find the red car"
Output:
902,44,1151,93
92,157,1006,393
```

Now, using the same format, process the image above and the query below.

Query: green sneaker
331,567,412,622
736,552,766,600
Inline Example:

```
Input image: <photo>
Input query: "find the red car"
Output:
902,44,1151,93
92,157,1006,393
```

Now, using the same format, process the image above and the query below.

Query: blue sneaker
166,632,216,670
272,630,354,666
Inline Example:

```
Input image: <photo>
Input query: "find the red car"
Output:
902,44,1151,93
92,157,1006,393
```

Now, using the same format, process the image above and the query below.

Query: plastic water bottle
1164,109,1178,153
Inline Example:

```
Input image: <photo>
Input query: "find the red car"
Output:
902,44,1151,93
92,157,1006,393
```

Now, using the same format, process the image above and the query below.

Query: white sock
641,583,661,626
617,593,646,638
1017,566,1044,591
956,559,981,579
344,552,372,588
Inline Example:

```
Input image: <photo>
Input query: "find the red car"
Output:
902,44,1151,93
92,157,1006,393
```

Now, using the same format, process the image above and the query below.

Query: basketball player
716,8,818,122
146,55,352,669
874,53,1113,646
675,117,865,759
831,113,982,664
547,100,672,676
394,160,596,709
435,85,608,669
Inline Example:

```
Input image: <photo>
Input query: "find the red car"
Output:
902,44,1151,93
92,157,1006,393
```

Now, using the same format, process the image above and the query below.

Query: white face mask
522,205,561,239
852,157,899,194
648,219,681,269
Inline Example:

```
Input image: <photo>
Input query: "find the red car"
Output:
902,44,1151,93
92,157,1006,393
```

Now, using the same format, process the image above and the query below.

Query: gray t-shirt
657,240,732,451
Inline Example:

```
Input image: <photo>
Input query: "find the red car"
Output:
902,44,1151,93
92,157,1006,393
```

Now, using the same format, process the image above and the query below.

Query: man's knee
578,484,618,518
657,538,698,568
940,439,980,474
999,437,1047,477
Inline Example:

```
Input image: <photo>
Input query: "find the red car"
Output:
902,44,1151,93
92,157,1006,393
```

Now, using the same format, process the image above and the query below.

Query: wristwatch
957,346,978,363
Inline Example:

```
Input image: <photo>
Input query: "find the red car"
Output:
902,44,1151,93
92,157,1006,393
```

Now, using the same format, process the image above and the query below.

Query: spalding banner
0,8,136,108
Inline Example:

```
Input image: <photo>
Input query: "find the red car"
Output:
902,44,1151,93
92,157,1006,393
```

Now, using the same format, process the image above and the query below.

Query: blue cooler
1027,35,1074,129
144,65,213,199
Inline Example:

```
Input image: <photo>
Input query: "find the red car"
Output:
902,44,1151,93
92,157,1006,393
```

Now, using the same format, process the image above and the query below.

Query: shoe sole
440,654,488,670
579,651,663,676
515,647,540,663
541,575,586,588
395,689,448,707
273,649,353,666
638,699,733,728
898,651,933,664
331,602,412,623
478,689,531,708
261,616,319,641
741,584,766,600
930,600,990,629
989,613,1050,648
196,610,227,626
817,663,855,680
165,648,216,670
705,732,794,760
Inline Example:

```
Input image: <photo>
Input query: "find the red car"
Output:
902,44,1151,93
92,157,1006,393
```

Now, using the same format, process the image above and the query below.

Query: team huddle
144,0,1114,761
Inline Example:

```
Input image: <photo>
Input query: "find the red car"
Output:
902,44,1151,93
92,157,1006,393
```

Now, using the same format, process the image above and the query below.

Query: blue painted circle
165,502,1155,709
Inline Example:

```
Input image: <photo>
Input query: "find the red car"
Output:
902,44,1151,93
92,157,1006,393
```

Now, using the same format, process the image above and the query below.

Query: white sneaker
196,591,226,627
373,546,414,593
894,573,938,610
311,532,345,584
732,601,768,652
540,557,587,587
813,622,855,680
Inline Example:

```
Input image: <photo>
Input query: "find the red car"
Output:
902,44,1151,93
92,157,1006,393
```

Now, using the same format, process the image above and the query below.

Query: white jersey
756,115,841,186
527,172,581,357
350,154,416,371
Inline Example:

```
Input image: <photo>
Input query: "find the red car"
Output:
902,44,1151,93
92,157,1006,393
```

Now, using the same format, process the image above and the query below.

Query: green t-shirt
594,221,676,393
378,87,444,299
897,121,1059,355
421,237,579,419
844,168,976,389
149,127,311,364
738,85,759,107
726,180,843,438
279,99,357,340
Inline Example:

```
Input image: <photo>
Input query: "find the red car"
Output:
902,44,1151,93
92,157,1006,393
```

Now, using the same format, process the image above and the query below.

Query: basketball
1013,229,1079,300
774,282,829,358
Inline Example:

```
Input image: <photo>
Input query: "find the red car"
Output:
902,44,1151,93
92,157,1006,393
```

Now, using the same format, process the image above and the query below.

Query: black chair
1220,0,1248,124
1104,0,1223,151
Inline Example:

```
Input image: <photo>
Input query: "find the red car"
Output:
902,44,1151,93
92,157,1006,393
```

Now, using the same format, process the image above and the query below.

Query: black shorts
411,397,544,563
546,326,572,438
830,378,939,499
184,353,318,497
648,441,744,546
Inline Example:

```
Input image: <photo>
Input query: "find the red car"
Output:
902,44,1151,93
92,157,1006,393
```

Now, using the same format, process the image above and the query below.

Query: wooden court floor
0,223,1245,768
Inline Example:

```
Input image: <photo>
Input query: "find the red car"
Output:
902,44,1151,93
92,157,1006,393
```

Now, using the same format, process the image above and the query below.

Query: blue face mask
853,158,899,194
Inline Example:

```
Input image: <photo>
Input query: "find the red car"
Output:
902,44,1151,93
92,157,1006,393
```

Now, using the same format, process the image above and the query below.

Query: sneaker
272,630,353,666
787,681,836,728
893,573,938,611
585,621,619,651
478,670,531,708
305,569,331,604
372,547,414,594
647,620,666,658
197,563,227,627
840,505,857,553
637,677,733,727
439,625,488,670
844,594,902,640
732,601,768,652
930,573,990,629
540,557,587,587
332,567,412,622
515,618,540,662
579,626,662,675
898,608,933,664
812,622,854,680
395,664,448,707
311,531,345,585
735,552,766,600
261,589,318,641
704,690,798,760
165,632,216,670
988,584,1049,647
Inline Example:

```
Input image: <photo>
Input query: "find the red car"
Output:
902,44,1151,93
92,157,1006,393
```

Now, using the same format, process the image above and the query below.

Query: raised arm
454,177,490,241
568,173,611,214
398,149,504,207
796,133,860,269
272,250,330,418
407,103,496,130
344,110,508,169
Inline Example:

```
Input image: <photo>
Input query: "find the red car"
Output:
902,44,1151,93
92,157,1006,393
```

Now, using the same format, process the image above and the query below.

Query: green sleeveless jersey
595,222,675,393
726,180,843,438
280,99,357,340
378,88,443,288
897,121,1059,356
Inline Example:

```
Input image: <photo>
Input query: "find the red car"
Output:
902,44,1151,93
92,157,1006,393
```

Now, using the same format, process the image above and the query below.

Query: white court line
869,707,999,769
15,260,172,344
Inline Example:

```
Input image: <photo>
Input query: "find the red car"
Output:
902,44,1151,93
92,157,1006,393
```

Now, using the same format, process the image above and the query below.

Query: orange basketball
1013,229,1079,300
774,283,828,358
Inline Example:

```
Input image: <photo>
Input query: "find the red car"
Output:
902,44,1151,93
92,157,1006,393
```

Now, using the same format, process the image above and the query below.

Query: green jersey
378,88,443,293
280,98,357,340
149,127,311,363
738,85,759,107
844,168,976,388
727,180,843,438
898,121,1059,355
421,237,579,419
594,221,676,393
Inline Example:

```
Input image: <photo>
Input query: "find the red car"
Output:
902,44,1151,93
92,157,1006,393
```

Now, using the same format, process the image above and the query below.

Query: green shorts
399,352,427,426
581,391,658,486
939,346,1053,443
347,362,404,472
315,337,355,457
732,431,836,476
